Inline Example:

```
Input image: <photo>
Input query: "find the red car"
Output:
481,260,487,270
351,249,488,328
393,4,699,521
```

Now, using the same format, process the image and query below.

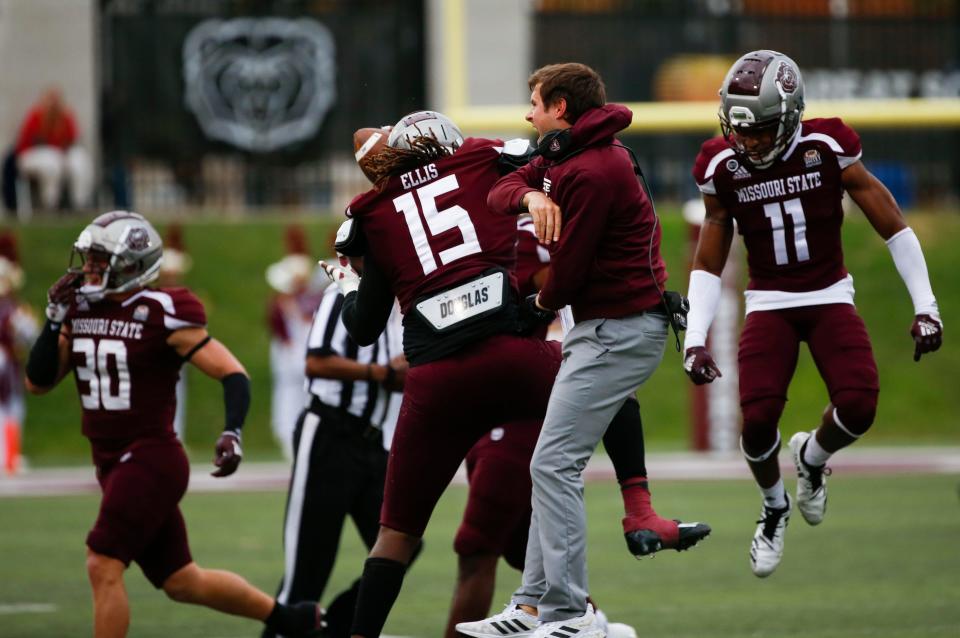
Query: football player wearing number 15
685,51,943,578
320,111,563,638
24,212,324,637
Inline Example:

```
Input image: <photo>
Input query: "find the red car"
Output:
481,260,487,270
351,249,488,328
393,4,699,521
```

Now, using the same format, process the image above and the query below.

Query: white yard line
0,603,58,614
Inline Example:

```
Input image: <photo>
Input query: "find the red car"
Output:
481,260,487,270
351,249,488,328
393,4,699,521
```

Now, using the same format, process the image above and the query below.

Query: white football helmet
70,211,163,302
388,110,464,152
719,50,805,169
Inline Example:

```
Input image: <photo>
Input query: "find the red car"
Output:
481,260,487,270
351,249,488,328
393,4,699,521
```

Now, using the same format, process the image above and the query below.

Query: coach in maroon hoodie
462,63,695,637
487,102,666,323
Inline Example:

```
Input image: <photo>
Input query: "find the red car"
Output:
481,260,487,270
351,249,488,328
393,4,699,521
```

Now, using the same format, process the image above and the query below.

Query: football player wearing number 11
685,51,943,578
24,212,324,637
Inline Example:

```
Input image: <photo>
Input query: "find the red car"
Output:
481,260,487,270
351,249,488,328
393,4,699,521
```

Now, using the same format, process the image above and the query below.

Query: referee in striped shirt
263,258,407,638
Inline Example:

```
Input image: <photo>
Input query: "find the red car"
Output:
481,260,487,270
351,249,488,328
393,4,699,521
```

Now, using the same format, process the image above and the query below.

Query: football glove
211,431,243,477
46,272,82,323
319,255,360,296
683,346,722,385
517,293,555,335
911,313,943,362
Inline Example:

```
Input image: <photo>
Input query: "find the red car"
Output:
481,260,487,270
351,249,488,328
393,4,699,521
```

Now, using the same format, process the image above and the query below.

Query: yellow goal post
449,99,960,136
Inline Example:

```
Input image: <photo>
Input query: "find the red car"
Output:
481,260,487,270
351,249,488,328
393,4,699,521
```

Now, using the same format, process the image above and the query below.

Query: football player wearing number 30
24,212,324,637
686,51,943,578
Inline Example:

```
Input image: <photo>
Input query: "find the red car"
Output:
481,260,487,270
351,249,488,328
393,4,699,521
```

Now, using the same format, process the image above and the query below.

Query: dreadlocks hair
365,136,456,187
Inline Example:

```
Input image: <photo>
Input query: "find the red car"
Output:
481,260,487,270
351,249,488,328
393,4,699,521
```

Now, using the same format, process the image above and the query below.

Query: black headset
536,128,574,160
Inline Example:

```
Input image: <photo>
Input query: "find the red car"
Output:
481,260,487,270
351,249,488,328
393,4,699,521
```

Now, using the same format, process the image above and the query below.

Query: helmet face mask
718,50,805,169
69,211,163,302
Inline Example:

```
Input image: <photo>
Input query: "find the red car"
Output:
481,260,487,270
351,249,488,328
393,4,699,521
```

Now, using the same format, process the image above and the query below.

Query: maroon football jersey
693,118,862,292
66,287,206,446
347,138,519,314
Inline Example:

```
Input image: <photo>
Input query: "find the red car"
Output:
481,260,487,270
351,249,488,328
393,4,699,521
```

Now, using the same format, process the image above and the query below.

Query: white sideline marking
0,603,57,614
3,447,960,497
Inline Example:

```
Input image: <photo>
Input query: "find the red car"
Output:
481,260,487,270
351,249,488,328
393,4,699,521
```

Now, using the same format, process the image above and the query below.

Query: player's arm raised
683,194,735,385
842,160,942,361
25,272,82,394
168,327,250,477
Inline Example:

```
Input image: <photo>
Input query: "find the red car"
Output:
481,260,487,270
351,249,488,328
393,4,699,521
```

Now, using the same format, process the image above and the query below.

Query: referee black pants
262,403,387,638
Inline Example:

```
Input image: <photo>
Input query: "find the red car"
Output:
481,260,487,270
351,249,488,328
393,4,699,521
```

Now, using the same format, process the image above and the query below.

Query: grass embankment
8,211,959,466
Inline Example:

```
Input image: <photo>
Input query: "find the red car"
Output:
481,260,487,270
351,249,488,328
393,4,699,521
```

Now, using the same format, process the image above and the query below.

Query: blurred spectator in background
0,232,37,474
159,223,193,440
14,87,93,211
265,225,321,460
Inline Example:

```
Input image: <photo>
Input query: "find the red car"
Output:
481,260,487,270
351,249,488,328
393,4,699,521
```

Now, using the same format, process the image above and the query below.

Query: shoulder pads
334,218,367,257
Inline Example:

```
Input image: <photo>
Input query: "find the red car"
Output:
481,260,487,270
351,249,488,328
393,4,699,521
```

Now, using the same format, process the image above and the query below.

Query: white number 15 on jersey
393,174,482,276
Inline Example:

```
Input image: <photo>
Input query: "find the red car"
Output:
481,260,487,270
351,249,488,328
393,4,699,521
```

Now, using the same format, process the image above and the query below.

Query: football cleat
789,431,830,525
750,495,791,578
530,604,605,638
624,519,712,557
455,604,538,637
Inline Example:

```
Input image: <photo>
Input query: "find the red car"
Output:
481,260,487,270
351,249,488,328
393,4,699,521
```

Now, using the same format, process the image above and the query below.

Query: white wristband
683,270,722,350
886,227,939,318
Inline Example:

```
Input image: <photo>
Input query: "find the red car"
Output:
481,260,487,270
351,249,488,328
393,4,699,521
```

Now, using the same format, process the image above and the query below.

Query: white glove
320,255,360,296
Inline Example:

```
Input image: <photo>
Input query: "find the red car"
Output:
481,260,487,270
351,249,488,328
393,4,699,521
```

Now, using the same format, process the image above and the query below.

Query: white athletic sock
803,431,832,468
760,479,788,509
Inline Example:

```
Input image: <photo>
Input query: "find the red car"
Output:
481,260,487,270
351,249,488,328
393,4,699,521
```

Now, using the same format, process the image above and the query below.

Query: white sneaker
594,608,636,638
531,604,606,638
789,431,829,525
456,604,539,637
606,623,638,638
750,495,791,578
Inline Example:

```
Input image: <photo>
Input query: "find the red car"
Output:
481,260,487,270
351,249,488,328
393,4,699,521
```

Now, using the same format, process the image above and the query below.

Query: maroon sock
620,476,679,546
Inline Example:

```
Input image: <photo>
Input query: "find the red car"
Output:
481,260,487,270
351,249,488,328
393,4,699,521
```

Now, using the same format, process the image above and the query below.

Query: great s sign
183,18,336,153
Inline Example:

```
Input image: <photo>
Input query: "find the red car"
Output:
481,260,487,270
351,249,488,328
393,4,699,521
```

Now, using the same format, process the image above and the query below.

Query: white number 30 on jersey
73,338,131,411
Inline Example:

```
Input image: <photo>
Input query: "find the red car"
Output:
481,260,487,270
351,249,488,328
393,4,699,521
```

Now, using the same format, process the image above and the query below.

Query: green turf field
8,210,958,466
0,475,958,637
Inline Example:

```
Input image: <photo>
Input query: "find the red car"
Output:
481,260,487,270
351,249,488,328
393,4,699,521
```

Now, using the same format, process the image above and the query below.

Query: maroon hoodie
487,104,667,322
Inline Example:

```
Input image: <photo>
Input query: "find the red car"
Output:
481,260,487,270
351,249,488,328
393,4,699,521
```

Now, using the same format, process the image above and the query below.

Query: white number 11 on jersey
764,198,810,265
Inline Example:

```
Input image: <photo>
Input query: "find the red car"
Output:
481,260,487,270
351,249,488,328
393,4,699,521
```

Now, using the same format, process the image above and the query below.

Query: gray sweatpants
513,312,668,621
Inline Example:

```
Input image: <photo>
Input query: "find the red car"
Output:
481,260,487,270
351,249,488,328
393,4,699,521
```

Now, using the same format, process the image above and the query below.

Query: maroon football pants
738,303,879,451
454,417,541,569
381,335,561,537
87,436,192,588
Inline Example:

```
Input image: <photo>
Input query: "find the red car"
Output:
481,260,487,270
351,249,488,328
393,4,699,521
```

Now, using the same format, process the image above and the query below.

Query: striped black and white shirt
304,283,403,433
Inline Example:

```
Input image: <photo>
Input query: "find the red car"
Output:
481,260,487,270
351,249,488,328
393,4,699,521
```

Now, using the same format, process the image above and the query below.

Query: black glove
662,290,690,332
211,431,243,477
517,293,555,335
683,346,722,385
911,314,943,362
46,272,82,323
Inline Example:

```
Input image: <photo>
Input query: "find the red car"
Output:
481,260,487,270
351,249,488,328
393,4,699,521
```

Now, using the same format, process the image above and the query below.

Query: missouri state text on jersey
66,287,206,446
345,137,520,315
694,118,862,293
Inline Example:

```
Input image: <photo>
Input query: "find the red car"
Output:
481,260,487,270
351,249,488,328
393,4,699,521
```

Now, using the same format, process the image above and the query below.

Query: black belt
308,397,382,443
403,267,520,367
